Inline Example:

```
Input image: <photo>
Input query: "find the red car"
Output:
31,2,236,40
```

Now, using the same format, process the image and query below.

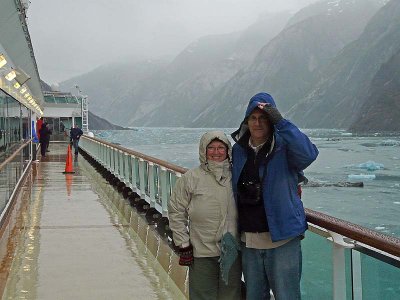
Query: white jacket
168,131,238,257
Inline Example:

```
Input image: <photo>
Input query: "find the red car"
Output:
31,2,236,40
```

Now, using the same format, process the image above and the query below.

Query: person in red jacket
36,117,43,140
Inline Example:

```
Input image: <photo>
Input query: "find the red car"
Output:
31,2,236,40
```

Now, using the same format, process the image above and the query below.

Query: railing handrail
82,135,400,258
0,139,32,172
83,135,188,174
306,208,400,258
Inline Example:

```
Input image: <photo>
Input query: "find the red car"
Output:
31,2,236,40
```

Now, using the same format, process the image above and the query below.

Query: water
94,128,400,238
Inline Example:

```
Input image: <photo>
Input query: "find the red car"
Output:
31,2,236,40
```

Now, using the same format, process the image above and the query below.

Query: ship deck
1,143,184,299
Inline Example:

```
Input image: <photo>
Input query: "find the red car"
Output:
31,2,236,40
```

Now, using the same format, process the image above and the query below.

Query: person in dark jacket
231,92,319,300
70,125,83,155
39,122,51,157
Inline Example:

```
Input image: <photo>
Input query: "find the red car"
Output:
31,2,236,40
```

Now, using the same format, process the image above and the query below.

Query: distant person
231,92,319,300
60,121,65,133
39,122,51,157
168,131,242,300
46,123,52,152
70,124,83,155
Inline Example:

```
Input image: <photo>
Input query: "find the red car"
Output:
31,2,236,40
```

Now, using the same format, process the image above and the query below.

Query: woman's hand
178,244,194,266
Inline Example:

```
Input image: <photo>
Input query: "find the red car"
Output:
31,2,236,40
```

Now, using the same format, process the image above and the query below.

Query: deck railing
80,135,400,300
0,139,32,225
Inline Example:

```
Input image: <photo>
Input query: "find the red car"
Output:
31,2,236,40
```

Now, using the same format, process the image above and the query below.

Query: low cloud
28,0,317,83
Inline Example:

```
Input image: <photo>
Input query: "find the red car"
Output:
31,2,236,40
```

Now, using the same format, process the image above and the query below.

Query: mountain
192,0,384,128
88,111,128,130
59,11,292,127
57,1,399,132
59,59,168,120
116,31,241,127
288,0,399,129
114,13,290,127
349,48,400,132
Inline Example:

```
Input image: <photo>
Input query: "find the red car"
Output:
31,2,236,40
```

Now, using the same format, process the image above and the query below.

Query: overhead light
20,87,27,94
5,70,16,81
24,93,30,98
14,82,21,89
15,67,31,85
0,54,7,68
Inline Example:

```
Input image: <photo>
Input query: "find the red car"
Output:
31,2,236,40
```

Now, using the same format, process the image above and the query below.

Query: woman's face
206,140,227,162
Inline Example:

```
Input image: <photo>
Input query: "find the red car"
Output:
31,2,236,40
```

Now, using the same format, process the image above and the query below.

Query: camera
238,181,262,205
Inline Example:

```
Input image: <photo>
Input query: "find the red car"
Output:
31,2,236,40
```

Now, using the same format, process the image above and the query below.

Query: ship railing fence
0,139,32,227
80,135,400,300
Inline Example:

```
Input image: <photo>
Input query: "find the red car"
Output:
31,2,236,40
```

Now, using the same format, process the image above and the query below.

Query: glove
178,244,194,266
261,104,283,125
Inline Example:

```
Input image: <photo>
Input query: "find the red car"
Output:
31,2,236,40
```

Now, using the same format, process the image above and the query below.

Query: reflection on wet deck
2,144,186,299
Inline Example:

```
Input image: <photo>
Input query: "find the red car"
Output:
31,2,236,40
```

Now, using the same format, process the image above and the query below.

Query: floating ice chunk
380,139,400,146
375,226,385,230
357,161,384,171
348,174,376,180
394,202,400,205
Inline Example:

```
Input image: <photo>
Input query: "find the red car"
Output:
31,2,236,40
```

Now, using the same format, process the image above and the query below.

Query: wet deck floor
2,144,184,299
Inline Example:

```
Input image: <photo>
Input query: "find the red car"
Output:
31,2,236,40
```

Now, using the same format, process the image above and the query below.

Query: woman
168,131,241,300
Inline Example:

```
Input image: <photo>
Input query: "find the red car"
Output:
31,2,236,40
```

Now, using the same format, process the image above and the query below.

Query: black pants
40,141,48,156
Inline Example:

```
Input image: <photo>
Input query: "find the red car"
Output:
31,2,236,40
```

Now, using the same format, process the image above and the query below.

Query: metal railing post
118,150,124,181
351,250,363,300
130,155,137,190
148,162,156,208
139,158,146,199
329,231,354,300
160,167,169,217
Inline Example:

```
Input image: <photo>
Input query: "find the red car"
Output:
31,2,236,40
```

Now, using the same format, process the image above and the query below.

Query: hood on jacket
231,92,276,142
199,131,232,166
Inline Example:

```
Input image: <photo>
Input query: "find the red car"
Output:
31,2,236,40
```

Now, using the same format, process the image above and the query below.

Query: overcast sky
27,0,317,84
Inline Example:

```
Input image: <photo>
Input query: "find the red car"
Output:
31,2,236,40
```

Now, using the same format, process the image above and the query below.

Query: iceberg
348,174,376,180
357,161,384,171
379,139,400,146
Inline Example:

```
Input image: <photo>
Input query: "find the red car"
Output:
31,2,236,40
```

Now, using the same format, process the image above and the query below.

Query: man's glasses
248,115,268,123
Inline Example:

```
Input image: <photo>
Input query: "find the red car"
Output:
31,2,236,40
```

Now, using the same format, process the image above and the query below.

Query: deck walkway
2,143,182,299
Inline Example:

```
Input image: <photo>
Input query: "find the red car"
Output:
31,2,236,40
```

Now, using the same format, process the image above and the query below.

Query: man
231,92,318,300
70,124,83,155
39,122,51,157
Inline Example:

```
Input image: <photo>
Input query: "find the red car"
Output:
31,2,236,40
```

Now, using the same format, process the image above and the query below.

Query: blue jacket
231,93,319,242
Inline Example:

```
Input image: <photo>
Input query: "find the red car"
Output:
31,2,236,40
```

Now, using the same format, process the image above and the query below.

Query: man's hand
257,102,283,125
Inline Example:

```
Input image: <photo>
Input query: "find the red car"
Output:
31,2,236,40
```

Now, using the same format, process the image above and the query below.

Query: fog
27,0,318,84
